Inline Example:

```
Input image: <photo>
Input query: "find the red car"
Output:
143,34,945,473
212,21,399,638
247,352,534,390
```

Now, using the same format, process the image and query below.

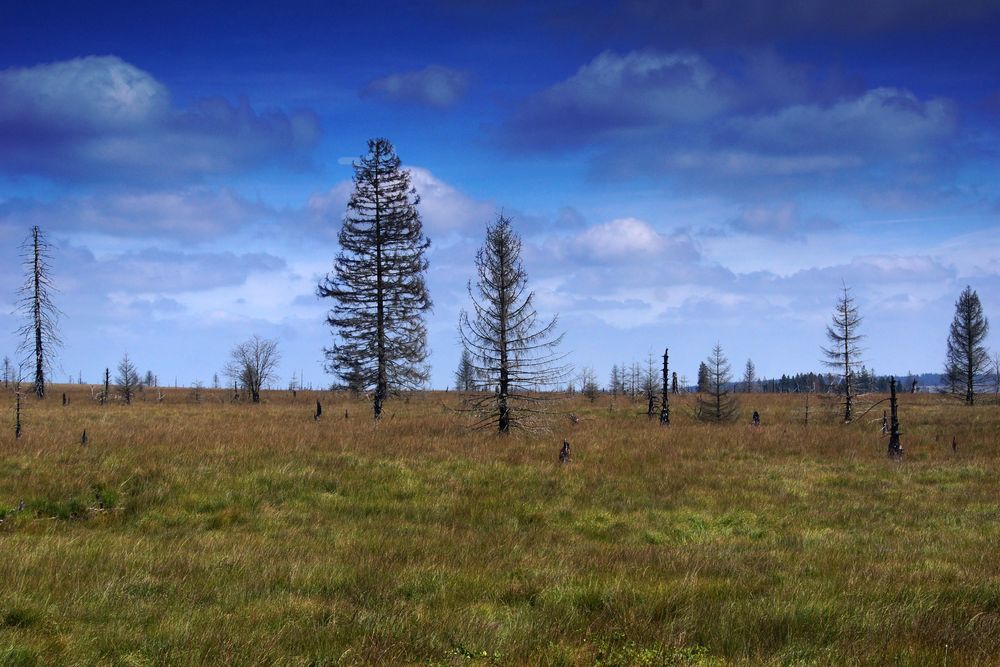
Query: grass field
0,386,998,665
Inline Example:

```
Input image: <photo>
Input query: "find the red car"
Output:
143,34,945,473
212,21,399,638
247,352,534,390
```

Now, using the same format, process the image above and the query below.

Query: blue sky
1,1,998,389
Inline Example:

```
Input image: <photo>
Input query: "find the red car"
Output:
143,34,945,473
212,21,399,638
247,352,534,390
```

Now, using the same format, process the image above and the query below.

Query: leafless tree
225,335,280,404
659,348,671,425
579,367,599,402
821,282,864,422
643,353,657,419
695,343,739,423
116,353,140,405
454,349,477,392
994,354,1000,395
742,358,756,392
459,214,569,433
318,138,431,420
16,226,61,399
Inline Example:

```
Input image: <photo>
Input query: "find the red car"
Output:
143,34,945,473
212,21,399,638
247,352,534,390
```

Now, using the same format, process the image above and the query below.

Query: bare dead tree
994,353,1000,395
742,358,756,393
695,343,739,423
116,353,140,405
454,349,477,392
887,377,903,459
16,226,61,399
458,214,569,433
318,138,432,420
225,335,280,404
821,282,864,422
659,348,670,426
643,353,657,418
12,364,25,438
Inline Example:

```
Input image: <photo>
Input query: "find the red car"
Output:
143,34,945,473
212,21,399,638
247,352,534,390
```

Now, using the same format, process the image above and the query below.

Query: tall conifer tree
945,285,991,405
821,283,864,422
17,225,60,399
458,214,568,433
318,138,431,419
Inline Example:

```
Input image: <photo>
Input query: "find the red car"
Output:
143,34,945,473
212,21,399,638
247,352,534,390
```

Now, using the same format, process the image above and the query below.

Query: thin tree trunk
32,228,45,399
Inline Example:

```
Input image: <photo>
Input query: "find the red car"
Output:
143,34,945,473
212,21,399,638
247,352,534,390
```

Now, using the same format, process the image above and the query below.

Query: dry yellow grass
0,386,998,665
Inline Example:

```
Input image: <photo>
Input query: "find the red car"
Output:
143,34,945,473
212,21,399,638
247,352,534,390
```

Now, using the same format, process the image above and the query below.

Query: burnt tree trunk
888,377,903,459
659,348,670,426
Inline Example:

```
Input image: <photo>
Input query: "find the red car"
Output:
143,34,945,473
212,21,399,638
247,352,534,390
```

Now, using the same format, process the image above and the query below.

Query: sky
1,0,999,389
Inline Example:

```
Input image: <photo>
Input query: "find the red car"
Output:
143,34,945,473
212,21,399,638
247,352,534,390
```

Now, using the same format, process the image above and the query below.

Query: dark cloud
362,65,470,109
497,48,858,152
539,0,1000,47
502,51,733,150
499,49,960,195
0,56,322,183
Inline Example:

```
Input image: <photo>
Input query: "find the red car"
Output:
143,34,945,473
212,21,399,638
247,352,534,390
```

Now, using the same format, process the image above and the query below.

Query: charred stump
888,377,904,459
659,348,671,426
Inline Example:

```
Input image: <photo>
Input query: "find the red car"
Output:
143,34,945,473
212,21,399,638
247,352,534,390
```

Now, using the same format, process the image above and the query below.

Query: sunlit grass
1,386,997,665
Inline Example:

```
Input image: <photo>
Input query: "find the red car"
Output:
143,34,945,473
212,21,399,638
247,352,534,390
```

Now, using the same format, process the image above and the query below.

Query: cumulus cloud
566,217,672,261
304,165,494,236
503,50,732,149
408,166,495,233
0,56,321,182
500,49,959,193
362,65,470,108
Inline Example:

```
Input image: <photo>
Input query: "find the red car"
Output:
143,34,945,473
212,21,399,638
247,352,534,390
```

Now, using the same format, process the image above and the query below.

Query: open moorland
1,387,998,665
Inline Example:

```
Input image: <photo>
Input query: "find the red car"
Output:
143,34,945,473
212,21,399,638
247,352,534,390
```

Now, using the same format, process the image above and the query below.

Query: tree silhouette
742,358,756,392
225,336,280,404
945,285,992,405
318,138,431,420
459,214,568,433
695,343,739,423
821,283,864,422
16,226,61,399
696,361,710,393
454,349,477,392
116,353,140,405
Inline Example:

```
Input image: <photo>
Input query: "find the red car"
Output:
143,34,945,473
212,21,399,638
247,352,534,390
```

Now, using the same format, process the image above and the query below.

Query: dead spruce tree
821,283,864,422
16,226,61,399
643,353,657,419
225,335,280,404
695,343,739,423
318,138,431,420
659,347,670,425
454,348,477,392
116,353,140,405
945,285,992,405
459,214,568,433
742,358,756,392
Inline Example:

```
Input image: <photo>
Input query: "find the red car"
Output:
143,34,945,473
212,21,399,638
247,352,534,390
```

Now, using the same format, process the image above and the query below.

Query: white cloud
362,65,470,108
0,55,321,182
565,217,686,261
